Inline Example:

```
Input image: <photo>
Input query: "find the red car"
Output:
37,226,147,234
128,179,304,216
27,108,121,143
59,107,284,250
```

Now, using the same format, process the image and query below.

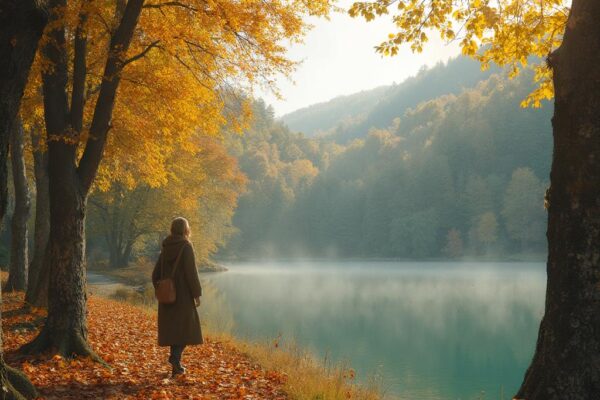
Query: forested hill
280,56,499,142
220,60,552,260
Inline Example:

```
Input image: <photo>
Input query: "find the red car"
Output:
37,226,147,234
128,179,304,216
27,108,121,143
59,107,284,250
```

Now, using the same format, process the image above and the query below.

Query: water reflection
203,261,545,400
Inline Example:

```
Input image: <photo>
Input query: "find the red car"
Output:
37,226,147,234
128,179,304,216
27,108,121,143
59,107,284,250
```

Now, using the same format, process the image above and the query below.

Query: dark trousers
169,345,186,367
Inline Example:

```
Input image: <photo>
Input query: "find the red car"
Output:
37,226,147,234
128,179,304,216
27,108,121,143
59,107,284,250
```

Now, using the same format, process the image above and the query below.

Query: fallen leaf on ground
2,292,288,400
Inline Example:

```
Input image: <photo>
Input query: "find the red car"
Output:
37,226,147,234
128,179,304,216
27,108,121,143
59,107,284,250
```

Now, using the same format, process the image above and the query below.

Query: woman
152,217,203,377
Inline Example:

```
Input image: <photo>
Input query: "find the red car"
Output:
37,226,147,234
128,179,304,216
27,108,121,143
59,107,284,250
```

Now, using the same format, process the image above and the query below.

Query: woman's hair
171,217,191,238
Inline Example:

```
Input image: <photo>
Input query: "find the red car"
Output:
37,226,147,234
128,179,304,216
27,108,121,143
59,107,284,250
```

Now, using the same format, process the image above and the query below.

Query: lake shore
204,260,545,399
85,268,384,400
2,291,292,399
217,253,547,264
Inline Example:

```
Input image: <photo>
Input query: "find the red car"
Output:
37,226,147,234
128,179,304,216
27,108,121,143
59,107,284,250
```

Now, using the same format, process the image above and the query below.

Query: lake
202,261,546,400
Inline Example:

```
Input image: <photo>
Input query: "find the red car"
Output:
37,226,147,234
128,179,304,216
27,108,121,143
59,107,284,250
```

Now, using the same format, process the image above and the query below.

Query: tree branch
122,40,160,67
70,1,91,135
77,0,146,194
143,2,198,12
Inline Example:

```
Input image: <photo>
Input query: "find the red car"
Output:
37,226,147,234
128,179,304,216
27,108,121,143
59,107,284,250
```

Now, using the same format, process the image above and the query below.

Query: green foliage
472,212,499,250
221,57,551,259
502,168,547,250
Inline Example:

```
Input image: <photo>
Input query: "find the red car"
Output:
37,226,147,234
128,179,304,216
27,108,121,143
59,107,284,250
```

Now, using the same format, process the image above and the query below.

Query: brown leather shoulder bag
155,245,186,304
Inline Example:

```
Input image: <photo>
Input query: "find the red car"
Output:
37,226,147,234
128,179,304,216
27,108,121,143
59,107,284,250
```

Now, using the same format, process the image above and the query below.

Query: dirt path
3,292,288,399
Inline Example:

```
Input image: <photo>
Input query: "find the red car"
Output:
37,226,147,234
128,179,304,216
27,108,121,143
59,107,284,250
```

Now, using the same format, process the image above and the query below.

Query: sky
259,1,462,117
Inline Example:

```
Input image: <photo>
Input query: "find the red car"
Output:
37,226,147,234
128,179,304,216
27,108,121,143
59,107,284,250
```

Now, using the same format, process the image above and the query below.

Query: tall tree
5,119,31,292
19,0,149,361
0,1,48,398
473,211,498,253
442,229,463,259
350,0,600,397
516,1,600,397
20,0,334,360
24,127,50,307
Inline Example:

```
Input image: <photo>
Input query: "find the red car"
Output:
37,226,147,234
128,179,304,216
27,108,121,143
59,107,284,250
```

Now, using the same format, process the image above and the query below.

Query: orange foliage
21,0,336,188
3,292,287,399
89,135,247,262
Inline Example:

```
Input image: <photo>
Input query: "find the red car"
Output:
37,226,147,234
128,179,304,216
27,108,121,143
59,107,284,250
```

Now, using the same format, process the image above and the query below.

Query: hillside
280,56,499,142
278,85,392,138
222,61,552,260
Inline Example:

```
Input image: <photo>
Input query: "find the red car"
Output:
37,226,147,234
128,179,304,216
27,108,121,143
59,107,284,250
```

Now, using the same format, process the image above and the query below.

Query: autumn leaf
2,292,288,399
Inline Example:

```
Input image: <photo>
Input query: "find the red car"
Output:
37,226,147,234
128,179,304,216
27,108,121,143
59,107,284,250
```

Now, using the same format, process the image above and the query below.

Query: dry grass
101,287,387,400
230,337,388,400
97,261,154,287
110,284,156,310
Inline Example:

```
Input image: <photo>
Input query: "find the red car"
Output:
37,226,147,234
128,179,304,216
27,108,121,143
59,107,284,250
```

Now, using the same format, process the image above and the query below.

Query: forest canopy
220,56,551,260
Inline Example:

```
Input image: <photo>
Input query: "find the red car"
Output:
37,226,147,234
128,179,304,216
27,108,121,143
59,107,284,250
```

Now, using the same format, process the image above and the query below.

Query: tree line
222,69,552,259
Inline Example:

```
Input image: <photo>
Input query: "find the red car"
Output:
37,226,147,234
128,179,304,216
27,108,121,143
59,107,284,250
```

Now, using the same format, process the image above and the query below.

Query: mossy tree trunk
516,0,600,398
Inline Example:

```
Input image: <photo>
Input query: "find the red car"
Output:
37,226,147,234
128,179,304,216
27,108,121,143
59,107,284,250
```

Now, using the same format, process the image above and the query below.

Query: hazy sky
260,1,461,117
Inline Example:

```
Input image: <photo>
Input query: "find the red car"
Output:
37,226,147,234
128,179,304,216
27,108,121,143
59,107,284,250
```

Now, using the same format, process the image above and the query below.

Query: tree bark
20,166,95,359
108,240,134,269
24,128,50,306
18,0,94,357
0,0,45,228
5,119,31,292
0,1,47,398
515,1,600,399
20,0,145,360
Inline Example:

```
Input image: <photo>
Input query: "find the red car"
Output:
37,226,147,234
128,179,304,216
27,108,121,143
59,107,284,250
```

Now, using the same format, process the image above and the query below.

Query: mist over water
203,261,546,400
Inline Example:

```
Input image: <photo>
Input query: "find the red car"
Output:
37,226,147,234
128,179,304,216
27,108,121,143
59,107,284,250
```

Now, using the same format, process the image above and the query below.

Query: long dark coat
152,235,203,346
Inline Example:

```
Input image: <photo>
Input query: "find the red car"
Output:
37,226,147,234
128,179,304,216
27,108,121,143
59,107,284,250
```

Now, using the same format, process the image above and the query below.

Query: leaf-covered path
3,292,288,399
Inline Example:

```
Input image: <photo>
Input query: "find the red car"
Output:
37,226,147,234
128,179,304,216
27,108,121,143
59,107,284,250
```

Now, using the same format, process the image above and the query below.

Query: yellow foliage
22,0,335,188
350,0,569,107
89,135,247,262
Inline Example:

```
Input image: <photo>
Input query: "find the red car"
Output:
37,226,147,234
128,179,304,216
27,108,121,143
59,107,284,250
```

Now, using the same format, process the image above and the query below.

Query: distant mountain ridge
280,56,500,142
278,85,392,138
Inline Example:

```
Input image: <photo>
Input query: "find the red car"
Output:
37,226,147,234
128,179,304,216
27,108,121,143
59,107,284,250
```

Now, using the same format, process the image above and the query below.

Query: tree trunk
0,1,47,398
0,0,45,227
108,240,120,269
5,119,31,292
121,241,133,267
515,1,600,399
108,239,133,269
25,248,50,309
24,128,50,306
20,0,145,360
20,162,96,359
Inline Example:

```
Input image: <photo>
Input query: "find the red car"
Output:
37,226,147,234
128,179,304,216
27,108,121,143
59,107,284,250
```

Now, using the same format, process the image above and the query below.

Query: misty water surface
202,261,545,400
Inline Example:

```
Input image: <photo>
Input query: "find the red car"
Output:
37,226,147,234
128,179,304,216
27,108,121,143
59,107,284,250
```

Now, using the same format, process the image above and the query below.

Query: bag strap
171,244,186,278
159,243,187,279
